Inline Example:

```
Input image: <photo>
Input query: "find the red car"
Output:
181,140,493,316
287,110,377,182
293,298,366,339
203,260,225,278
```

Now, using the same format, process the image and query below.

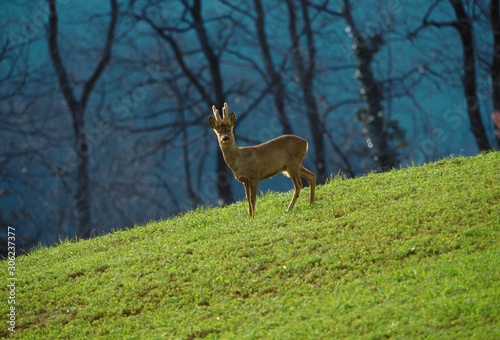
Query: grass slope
2,152,500,339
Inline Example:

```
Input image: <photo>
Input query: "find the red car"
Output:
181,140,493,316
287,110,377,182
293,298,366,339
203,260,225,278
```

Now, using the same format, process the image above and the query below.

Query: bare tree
413,0,492,151
191,0,235,204
253,0,293,135
490,0,500,147
448,0,492,151
286,0,328,182
340,0,404,172
47,0,118,238
1,7,81,250
136,0,235,205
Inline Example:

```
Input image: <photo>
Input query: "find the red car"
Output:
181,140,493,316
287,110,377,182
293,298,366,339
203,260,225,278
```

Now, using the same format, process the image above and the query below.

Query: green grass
2,152,500,339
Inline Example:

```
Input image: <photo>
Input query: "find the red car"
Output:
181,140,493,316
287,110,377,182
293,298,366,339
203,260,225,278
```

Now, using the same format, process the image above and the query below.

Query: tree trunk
449,0,492,151
490,0,500,148
74,108,91,237
286,0,328,183
254,0,293,135
181,106,201,207
342,0,400,172
190,0,233,205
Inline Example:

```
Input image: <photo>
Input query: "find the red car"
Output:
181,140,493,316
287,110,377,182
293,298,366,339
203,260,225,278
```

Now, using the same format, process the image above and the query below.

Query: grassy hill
2,152,500,339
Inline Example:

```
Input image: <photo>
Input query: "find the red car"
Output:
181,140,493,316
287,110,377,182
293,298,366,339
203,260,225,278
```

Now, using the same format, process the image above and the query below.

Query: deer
209,103,316,217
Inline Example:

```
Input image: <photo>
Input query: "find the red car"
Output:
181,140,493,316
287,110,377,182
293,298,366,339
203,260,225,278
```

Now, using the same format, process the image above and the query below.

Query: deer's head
209,103,236,145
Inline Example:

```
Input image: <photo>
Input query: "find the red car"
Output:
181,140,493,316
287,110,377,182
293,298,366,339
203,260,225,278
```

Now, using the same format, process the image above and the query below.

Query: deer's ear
208,116,219,130
228,112,236,127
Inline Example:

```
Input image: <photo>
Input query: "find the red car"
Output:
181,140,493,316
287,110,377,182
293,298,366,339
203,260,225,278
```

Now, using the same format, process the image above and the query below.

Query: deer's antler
212,105,222,122
222,102,229,123
212,103,230,123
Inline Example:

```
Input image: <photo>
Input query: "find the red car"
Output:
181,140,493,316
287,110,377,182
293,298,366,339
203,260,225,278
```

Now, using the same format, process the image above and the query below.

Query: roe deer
209,103,316,216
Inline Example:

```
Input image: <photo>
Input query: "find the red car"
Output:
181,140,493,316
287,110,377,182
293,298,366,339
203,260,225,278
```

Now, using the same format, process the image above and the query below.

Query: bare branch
81,0,118,109
47,0,78,110
136,13,213,105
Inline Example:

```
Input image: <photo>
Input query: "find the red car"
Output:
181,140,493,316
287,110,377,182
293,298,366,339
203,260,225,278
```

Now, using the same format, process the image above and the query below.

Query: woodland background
1,0,499,253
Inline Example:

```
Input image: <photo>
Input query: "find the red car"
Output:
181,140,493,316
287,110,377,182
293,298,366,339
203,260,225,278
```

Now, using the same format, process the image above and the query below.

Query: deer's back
258,135,308,158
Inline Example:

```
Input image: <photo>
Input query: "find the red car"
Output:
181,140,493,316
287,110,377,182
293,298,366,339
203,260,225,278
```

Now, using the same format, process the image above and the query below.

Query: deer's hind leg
287,169,303,212
300,165,316,204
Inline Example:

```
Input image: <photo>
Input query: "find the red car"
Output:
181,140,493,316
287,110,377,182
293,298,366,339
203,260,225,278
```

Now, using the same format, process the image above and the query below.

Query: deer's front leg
243,180,253,217
249,180,258,217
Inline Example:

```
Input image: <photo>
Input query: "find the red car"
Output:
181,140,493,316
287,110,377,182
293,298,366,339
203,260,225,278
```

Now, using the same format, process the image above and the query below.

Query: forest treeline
1,0,499,252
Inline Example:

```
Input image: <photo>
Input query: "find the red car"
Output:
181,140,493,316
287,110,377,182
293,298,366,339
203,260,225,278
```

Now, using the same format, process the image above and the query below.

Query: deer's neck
219,142,241,171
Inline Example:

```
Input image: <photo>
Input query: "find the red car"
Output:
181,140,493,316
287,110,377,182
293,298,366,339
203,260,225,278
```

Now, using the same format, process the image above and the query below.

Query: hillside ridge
2,152,499,339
